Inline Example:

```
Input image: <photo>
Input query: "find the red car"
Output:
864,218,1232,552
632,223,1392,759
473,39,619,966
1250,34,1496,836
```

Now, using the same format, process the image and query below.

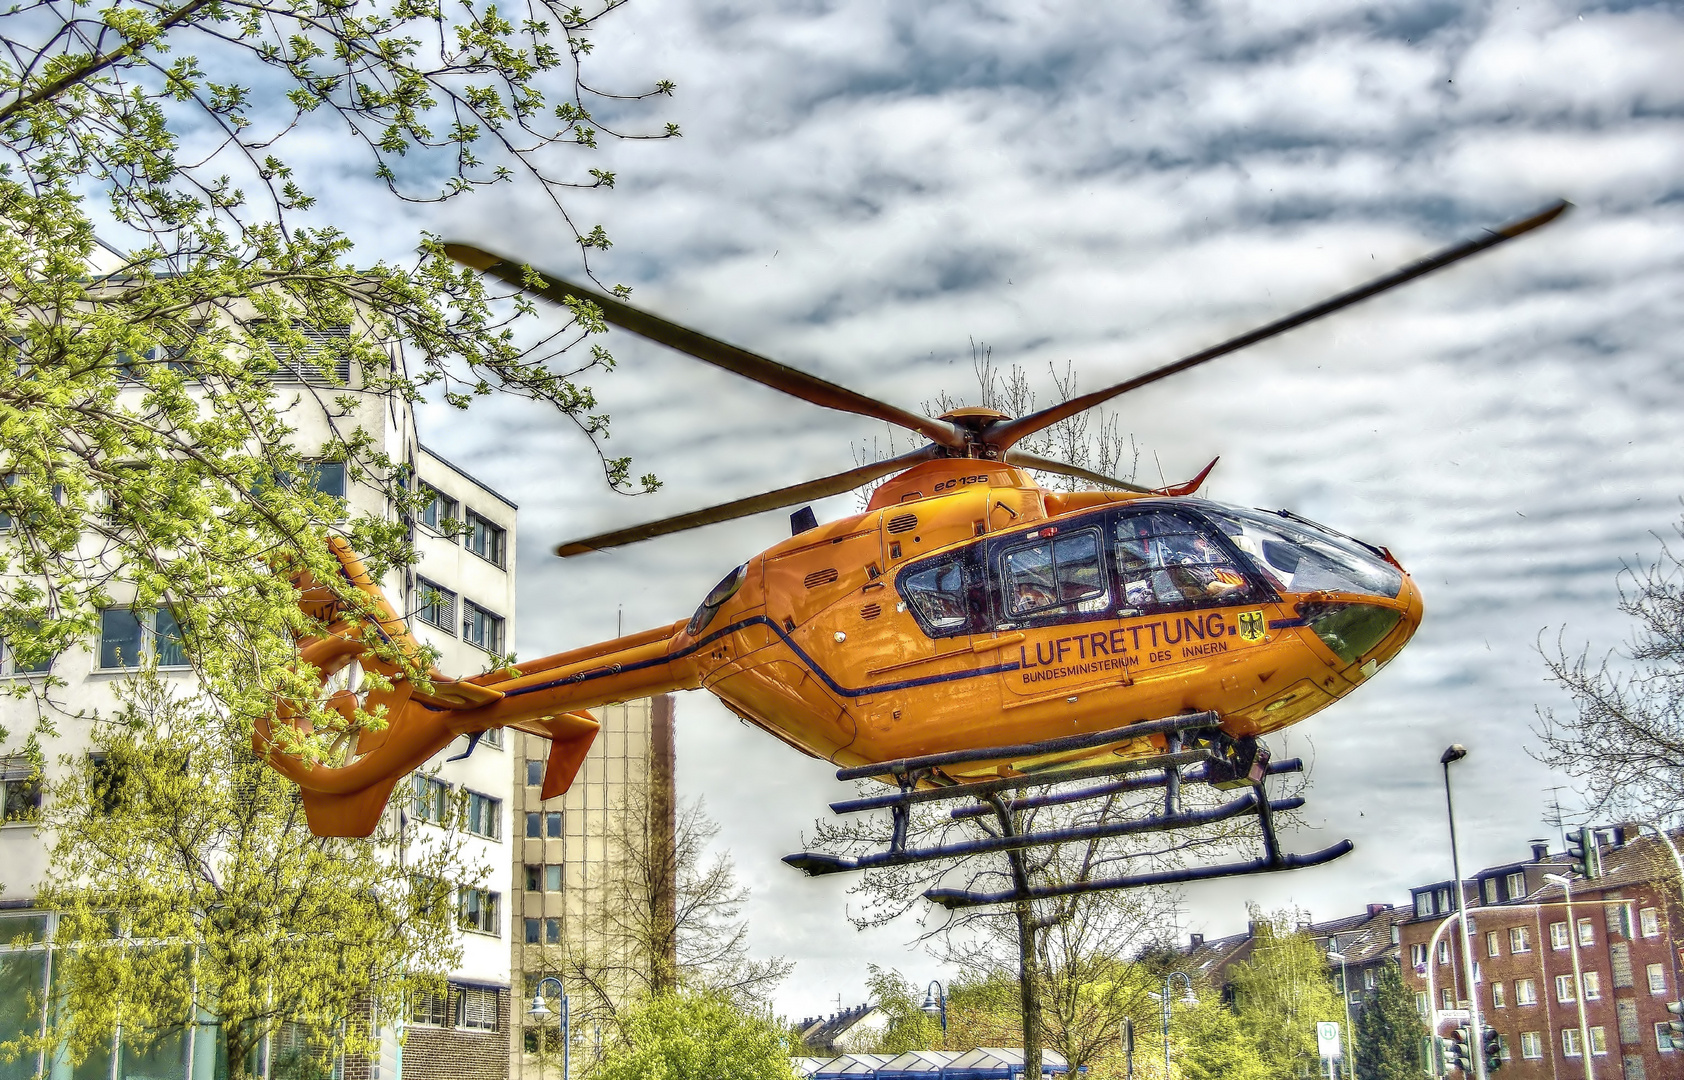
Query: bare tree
854,341,1140,508
553,782,792,1041
1535,515,1684,819
803,764,1287,1076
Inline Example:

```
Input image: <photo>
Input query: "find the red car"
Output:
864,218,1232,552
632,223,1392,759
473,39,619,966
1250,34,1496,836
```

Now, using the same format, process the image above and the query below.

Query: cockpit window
901,557,970,635
1113,511,1260,614
1199,505,1402,599
1001,529,1109,621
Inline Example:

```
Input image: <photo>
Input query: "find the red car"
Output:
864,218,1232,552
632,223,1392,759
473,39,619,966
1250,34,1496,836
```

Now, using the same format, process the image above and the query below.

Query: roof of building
800,1003,884,1052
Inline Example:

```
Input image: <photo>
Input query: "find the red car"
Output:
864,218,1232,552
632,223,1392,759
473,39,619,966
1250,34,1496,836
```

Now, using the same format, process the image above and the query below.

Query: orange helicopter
261,201,1566,843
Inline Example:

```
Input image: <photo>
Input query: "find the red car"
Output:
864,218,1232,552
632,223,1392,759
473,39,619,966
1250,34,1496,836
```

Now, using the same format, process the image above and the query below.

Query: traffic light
1441,1025,1471,1074
1566,825,1602,880
1482,1025,1502,1072
1666,1001,1684,1045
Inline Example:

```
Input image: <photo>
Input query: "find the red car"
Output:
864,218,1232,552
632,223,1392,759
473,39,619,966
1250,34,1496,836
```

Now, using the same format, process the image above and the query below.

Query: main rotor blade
988,200,1572,450
554,445,942,557
443,244,964,451
1001,449,1155,494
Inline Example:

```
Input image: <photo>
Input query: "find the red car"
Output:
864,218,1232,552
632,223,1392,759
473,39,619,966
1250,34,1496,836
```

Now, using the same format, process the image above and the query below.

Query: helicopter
259,201,1566,842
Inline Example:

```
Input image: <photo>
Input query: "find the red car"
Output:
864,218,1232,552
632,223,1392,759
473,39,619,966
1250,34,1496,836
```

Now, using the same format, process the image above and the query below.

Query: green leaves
596,992,796,1080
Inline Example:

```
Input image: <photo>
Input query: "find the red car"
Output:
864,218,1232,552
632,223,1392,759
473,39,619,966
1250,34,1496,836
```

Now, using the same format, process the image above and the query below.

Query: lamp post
1440,743,1486,1080
1327,945,1357,1078
1545,873,1596,1080
1147,971,1197,1078
527,976,569,1080
920,980,948,1042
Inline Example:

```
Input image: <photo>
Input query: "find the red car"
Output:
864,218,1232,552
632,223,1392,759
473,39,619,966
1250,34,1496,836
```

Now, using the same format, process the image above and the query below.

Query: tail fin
298,773,405,838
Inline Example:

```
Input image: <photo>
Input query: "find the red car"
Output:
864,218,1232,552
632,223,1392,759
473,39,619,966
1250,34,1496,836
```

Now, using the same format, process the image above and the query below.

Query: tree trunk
990,795,1042,1080
1014,889,1042,1080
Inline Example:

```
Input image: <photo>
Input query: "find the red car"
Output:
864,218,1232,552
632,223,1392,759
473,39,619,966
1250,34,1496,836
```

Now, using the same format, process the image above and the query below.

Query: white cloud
374,0,1684,1020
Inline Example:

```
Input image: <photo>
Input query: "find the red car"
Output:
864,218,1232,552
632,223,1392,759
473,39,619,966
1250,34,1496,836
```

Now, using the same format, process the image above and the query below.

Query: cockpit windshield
1197,504,1403,600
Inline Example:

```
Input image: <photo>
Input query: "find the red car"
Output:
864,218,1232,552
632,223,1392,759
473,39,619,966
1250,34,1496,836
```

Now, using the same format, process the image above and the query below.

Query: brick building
1399,830,1684,1078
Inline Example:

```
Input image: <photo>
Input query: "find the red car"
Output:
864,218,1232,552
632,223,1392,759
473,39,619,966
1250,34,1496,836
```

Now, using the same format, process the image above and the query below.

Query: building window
1497,1033,1510,1062
1588,1026,1607,1055
1582,971,1601,1000
465,511,506,567
464,790,500,840
265,325,352,384
1483,878,1499,905
303,461,347,499
458,888,499,936
416,579,457,634
482,726,503,750
0,636,52,676
462,600,504,653
1578,918,1595,946
1509,926,1530,953
1486,930,1501,957
545,918,561,944
1415,893,1432,917
524,864,541,891
1563,1027,1581,1057
546,811,562,838
1649,963,1668,996
525,812,541,838
1492,982,1506,1009
454,986,499,1032
0,757,43,823
1506,870,1525,898
524,918,540,944
1642,907,1661,937
1520,1031,1542,1059
544,864,562,892
1363,968,1375,990
1436,887,1452,912
419,484,458,534
1658,1022,1676,1052
412,774,450,826
1556,974,1577,1004
1441,988,1453,1011
1410,943,1428,967
410,991,448,1028
526,760,544,786
1551,921,1570,950
1611,942,1633,988
1437,940,1450,965
98,607,187,669
1516,978,1538,1006
1415,991,1429,1018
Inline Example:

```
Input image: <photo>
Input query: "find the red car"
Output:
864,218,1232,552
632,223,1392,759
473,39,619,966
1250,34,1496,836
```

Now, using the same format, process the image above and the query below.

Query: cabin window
1198,504,1402,599
901,557,970,635
1112,511,1258,615
1000,528,1109,622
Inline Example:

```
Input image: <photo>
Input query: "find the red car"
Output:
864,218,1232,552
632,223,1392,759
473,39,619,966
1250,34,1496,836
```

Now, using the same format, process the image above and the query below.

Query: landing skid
783,710,1352,909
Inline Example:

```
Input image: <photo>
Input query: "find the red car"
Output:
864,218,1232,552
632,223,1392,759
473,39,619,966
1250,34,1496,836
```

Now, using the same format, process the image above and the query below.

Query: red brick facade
1399,834,1684,1079
402,983,512,1080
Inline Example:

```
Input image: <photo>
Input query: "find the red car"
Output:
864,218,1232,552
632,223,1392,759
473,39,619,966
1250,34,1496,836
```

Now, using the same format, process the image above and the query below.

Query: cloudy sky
341,0,1684,1019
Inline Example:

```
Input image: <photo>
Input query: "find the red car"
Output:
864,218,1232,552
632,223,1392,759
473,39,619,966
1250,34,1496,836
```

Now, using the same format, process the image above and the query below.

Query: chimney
1190,932,1205,949
1367,903,1387,918
1529,839,1550,862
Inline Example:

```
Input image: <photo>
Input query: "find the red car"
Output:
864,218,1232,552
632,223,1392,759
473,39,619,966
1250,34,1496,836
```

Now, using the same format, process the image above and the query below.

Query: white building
0,249,521,1079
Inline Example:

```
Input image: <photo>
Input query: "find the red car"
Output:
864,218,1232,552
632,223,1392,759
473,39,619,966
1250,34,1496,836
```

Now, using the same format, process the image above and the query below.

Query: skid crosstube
783,710,1353,908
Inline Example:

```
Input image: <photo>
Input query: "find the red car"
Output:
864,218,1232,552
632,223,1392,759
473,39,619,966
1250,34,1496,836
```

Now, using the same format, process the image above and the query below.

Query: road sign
1317,1021,1342,1059
1437,1009,1472,1023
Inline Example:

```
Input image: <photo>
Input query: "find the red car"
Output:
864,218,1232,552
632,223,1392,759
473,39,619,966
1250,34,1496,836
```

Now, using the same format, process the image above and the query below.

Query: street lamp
1440,743,1487,1080
920,980,948,1039
1545,873,1596,1080
1147,971,1198,1078
527,976,569,1080
1327,945,1357,1078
